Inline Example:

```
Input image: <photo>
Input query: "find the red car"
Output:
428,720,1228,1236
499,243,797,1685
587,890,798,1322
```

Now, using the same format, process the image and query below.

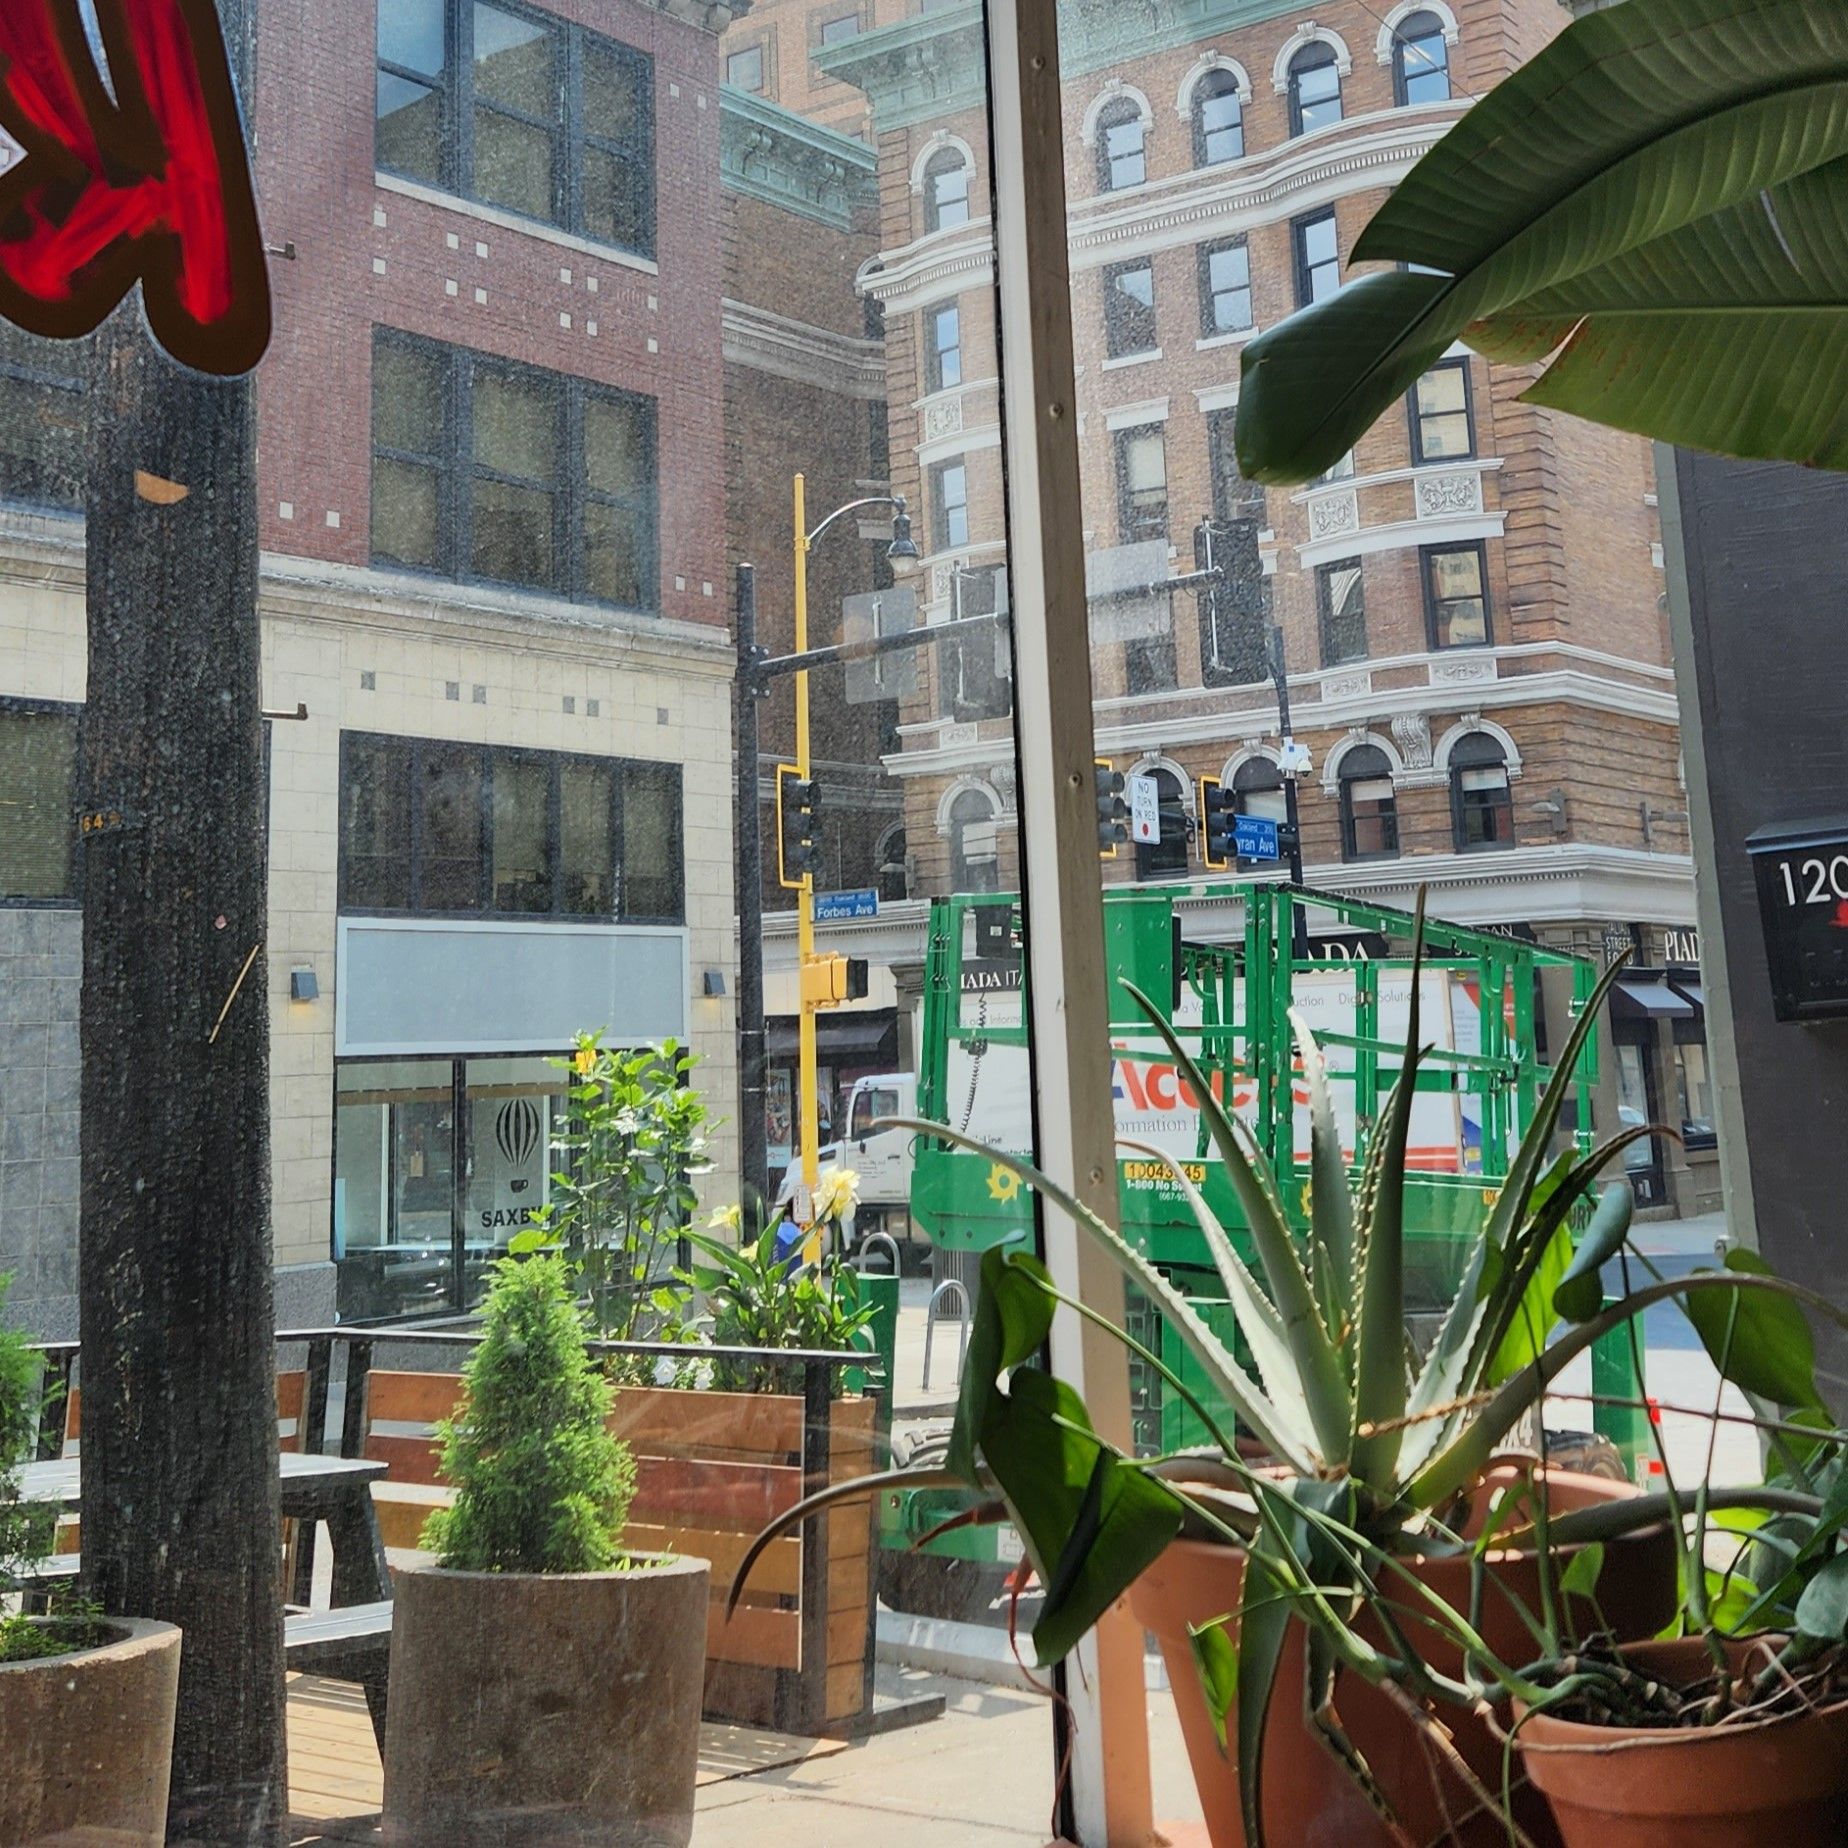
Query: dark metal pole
1269,624,1310,958
735,565,770,1232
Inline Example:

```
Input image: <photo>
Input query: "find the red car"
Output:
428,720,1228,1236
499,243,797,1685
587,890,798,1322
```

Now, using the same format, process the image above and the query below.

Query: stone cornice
720,85,878,230
0,511,731,679
722,298,885,398
813,4,986,133
648,0,755,33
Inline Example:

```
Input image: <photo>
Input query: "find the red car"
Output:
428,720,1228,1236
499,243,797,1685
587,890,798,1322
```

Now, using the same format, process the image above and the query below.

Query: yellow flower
708,1202,742,1234
573,1045,596,1077
811,1164,861,1225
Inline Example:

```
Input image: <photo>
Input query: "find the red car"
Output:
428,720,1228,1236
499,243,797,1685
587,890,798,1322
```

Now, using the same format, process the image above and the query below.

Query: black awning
767,1014,896,1060
1612,978,1694,1020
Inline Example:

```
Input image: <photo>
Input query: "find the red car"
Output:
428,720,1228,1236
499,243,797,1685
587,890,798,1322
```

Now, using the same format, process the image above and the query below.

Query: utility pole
734,564,769,1229
791,475,821,1212
1269,623,1311,959
77,0,286,1834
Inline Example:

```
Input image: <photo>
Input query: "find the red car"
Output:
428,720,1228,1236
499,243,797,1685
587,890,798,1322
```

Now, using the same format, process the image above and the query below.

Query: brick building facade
736,0,1715,1215
0,0,754,1334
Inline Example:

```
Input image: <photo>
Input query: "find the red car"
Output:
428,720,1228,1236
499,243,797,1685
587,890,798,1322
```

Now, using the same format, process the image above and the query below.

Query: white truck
819,1072,922,1261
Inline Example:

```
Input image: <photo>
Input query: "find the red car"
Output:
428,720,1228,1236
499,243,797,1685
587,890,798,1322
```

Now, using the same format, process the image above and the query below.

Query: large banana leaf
1235,0,1848,484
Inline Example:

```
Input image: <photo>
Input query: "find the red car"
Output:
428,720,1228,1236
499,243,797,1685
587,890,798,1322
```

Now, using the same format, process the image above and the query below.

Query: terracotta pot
1514,1634,1848,1846
383,1553,709,1848
1129,1465,1676,1848
0,1615,181,1848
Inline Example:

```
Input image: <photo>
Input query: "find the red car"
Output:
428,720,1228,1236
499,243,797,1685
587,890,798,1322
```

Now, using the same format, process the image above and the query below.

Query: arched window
1232,757,1287,867
1450,733,1514,851
1393,11,1451,105
1192,69,1243,166
1134,767,1191,881
1339,745,1398,861
876,823,909,902
1288,42,1342,136
950,789,1000,892
1096,99,1146,192
924,148,970,232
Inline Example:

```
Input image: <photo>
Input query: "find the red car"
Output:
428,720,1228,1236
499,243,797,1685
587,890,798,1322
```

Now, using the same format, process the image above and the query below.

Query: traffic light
1200,775,1235,869
800,953,869,1007
1095,759,1127,858
776,764,821,889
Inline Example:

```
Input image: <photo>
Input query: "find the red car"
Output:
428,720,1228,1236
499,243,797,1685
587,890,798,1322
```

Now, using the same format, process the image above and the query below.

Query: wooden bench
356,1368,879,1733
285,1602,393,1748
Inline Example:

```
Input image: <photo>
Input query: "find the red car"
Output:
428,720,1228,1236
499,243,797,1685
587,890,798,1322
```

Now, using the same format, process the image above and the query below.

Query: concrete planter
0,1616,181,1848
382,1553,710,1848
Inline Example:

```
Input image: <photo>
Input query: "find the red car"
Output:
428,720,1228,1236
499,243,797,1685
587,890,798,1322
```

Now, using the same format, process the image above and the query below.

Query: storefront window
1675,1022,1716,1144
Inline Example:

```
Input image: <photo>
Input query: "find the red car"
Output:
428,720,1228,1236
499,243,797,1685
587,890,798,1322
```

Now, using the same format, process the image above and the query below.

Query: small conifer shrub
422,1252,637,1573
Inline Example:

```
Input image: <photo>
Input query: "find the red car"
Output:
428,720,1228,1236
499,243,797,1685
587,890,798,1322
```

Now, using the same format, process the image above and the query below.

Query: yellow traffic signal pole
791,472,820,1213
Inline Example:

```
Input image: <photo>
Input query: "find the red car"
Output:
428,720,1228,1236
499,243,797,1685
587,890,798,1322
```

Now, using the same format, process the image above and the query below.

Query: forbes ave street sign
814,888,879,922
1233,814,1280,861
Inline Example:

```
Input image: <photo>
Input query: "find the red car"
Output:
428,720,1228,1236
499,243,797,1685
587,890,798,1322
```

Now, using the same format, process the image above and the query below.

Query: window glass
1675,1029,1715,1140
421,742,487,910
1134,767,1190,879
560,760,616,914
0,325,86,510
945,564,1011,720
1232,756,1288,866
1199,239,1251,336
340,735,414,910
1193,71,1243,165
1098,104,1145,190
1116,424,1168,542
726,43,765,92
1290,44,1342,134
1395,12,1452,104
949,788,1000,891
0,706,77,900
1341,744,1399,859
1295,209,1340,305
1426,543,1489,647
1104,259,1157,357
927,302,962,391
376,4,653,256
819,13,860,48
926,151,970,230
931,459,969,549
1451,733,1513,851
619,762,682,920
1412,360,1473,461
491,752,553,911
1318,558,1367,664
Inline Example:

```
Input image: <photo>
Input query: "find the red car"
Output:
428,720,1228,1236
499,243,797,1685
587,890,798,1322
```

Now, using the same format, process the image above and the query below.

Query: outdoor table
17,1452,393,1608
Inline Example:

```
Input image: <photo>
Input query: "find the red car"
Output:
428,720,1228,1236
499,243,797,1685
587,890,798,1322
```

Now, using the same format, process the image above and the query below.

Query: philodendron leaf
1234,0,1848,483
1189,1617,1239,1754
1794,1550,1848,1643
1553,1181,1636,1324
992,1368,1184,1666
1684,1248,1827,1414
948,1242,1055,1485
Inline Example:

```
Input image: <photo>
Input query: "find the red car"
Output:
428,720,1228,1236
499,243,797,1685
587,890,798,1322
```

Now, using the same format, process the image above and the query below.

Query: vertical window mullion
452,0,472,198
407,738,426,909
611,762,626,921
477,745,493,912
549,757,564,917
560,23,577,233
564,381,582,600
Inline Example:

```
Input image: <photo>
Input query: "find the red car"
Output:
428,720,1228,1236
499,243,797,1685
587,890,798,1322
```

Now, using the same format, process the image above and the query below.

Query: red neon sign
0,0,269,375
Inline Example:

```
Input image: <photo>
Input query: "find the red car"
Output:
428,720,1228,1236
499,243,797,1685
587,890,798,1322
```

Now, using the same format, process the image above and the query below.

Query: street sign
843,587,919,703
1232,814,1281,861
1127,771,1160,844
814,888,879,922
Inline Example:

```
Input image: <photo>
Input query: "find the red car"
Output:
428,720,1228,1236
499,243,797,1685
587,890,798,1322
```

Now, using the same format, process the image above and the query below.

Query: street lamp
788,473,915,1214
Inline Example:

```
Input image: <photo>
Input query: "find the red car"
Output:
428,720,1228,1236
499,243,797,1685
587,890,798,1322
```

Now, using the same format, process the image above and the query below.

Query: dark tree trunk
76,5,284,1832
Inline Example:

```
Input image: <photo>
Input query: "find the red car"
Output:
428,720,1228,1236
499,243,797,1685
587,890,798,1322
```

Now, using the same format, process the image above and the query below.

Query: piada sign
0,0,270,374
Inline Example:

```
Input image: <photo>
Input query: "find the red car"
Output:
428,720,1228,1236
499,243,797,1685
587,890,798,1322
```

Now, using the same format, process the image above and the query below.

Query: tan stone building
732,0,1714,1214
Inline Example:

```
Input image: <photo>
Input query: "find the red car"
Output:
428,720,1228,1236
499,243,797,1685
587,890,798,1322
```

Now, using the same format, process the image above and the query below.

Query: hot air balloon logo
495,1098,542,1193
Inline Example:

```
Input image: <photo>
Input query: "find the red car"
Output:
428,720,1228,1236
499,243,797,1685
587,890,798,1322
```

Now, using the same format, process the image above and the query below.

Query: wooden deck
285,1673,856,1843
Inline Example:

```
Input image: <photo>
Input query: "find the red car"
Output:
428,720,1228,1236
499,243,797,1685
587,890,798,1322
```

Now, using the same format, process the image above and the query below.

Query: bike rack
854,1231,903,1277
921,1277,970,1392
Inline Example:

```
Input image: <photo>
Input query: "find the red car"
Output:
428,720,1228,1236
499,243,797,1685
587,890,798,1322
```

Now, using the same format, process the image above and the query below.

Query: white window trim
1273,22,1355,94
373,173,660,275
1079,78,1155,148
1376,0,1461,63
1322,727,1406,794
1100,346,1164,371
1103,397,1170,431
1435,715,1523,775
910,129,978,197
1196,327,1256,351
1175,50,1253,117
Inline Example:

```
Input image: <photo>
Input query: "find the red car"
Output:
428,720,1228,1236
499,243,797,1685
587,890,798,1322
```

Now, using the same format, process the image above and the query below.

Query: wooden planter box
357,1369,880,1737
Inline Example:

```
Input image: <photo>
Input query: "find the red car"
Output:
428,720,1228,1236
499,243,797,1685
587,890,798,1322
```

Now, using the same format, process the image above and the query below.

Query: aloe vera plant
732,900,1848,1843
